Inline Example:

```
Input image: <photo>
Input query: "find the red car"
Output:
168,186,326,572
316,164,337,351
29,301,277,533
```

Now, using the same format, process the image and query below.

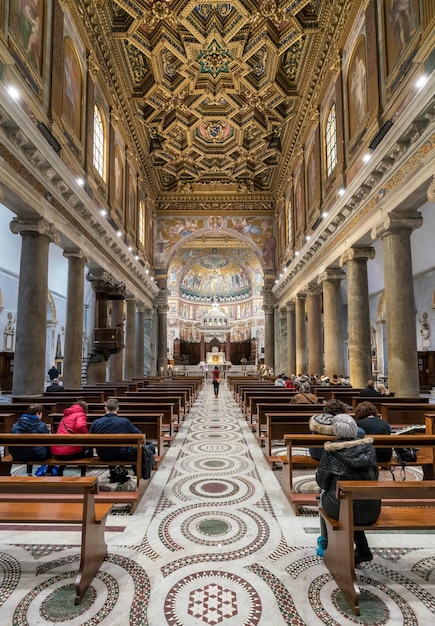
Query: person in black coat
45,378,63,392
316,413,380,565
359,379,381,397
355,401,392,461
48,365,59,381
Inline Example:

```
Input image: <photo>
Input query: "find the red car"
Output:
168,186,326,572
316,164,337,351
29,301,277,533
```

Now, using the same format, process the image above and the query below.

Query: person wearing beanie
309,400,364,460
315,413,380,565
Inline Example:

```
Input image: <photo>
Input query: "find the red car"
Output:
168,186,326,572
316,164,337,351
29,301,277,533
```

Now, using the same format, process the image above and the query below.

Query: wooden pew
0,402,59,429
240,388,298,417
84,401,177,437
380,403,433,426
0,433,148,513
254,402,325,436
47,412,167,463
262,412,312,458
351,396,428,411
0,475,113,604
320,480,435,616
282,428,435,514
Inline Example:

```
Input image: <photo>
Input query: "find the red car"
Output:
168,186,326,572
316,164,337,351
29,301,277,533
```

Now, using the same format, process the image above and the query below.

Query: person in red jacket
51,400,90,473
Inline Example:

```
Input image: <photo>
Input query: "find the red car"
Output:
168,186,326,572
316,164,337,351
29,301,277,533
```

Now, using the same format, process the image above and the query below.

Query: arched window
325,103,337,177
93,104,105,179
139,200,145,247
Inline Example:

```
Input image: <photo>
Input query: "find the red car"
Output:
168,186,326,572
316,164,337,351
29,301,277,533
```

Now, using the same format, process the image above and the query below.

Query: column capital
373,211,423,240
318,268,346,284
0,183,4,202
306,283,322,296
154,288,169,311
86,268,113,284
296,290,307,300
286,301,295,312
136,302,146,314
10,217,60,244
427,174,435,202
63,248,87,262
339,246,375,267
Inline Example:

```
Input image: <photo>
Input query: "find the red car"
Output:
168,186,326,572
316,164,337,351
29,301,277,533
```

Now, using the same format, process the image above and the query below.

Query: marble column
226,334,231,362
262,289,276,370
10,218,59,395
108,298,124,381
143,307,154,375
375,212,422,395
124,296,136,380
319,269,346,378
295,291,307,375
200,335,205,362
63,249,87,389
135,302,145,377
286,302,296,376
340,247,375,388
306,284,323,377
155,288,169,374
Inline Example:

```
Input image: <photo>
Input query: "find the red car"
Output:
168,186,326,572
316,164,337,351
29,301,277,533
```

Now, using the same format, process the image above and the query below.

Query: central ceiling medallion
198,120,232,143
198,40,232,77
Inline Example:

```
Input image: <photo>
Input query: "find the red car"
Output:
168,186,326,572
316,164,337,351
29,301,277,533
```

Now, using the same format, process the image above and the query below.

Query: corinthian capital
427,175,435,202
10,217,60,244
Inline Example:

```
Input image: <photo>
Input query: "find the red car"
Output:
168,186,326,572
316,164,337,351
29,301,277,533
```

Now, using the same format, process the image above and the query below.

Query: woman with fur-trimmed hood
308,399,349,460
315,414,380,565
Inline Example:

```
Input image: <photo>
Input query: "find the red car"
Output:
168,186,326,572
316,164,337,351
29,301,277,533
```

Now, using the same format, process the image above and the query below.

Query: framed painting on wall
114,145,124,208
383,0,419,77
347,35,368,141
62,37,82,140
8,0,44,76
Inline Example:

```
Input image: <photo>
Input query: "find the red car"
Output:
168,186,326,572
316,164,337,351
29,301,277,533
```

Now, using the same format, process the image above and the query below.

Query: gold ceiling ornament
86,50,100,77
143,1,177,30
329,49,342,77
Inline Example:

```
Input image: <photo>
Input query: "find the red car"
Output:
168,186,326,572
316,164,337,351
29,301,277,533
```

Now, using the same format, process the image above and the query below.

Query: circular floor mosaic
164,570,262,626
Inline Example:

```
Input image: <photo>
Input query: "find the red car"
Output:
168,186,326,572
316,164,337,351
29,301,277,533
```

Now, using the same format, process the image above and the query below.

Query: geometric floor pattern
1,380,435,625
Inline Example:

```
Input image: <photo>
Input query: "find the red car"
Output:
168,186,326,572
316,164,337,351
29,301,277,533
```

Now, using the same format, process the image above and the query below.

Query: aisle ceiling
82,0,356,197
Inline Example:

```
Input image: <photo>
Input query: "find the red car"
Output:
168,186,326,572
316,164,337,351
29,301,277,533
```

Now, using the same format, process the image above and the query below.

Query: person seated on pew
89,398,156,480
354,401,392,462
359,379,381,397
45,377,63,392
315,414,380,565
274,374,286,387
376,383,390,397
51,400,92,474
309,399,353,461
9,404,50,470
290,381,319,404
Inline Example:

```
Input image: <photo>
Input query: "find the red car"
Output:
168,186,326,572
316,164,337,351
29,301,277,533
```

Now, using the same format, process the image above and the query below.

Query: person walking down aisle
212,366,221,397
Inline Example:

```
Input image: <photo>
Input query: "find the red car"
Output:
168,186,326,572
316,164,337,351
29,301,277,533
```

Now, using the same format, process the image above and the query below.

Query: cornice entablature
273,80,435,302
156,200,275,212
0,87,158,303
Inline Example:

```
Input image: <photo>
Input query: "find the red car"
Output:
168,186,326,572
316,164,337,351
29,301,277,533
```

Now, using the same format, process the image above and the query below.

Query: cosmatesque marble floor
1,381,435,625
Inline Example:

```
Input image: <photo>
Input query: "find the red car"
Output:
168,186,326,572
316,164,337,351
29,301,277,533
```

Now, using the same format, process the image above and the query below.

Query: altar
206,351,226,365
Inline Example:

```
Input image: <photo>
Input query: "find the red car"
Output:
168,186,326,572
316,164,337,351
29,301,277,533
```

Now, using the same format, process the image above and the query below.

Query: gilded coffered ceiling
80,0,358,198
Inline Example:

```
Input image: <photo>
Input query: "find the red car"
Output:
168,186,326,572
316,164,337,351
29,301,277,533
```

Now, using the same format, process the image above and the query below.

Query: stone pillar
375,212,422,395
124,296,136,380
262,289,276,369
200,334,205,362
340,247,375,388
306,284,323,377
226,334,231,362
319,269,346,378
10,218,59,395
286,302,296,376
135,302,145,377
155,288,169,374
143,307,154,375
63,249,87,389
295,291,307,375
108,299,124,381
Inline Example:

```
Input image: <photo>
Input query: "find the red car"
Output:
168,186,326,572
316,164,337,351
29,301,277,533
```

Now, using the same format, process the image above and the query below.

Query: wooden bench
282,428,435,514
47,412,168,463
262,412,313,458
0,433,148,513
255,402,325,436
0,475,113,604
380,403,433,426
351,395,425,410
320,480,435,615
